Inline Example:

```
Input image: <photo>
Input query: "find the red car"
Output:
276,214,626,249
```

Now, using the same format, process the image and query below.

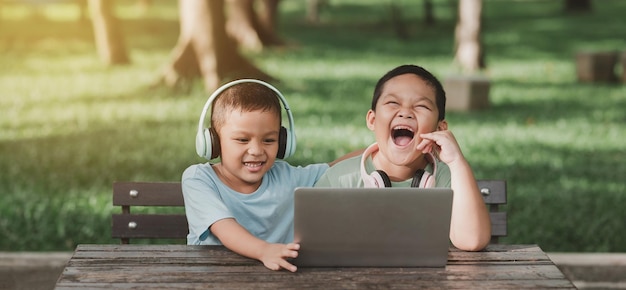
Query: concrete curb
548,252,626,289
0,252,72,290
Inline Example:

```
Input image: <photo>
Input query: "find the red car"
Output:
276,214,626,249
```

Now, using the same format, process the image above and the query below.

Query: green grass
1,0,624,252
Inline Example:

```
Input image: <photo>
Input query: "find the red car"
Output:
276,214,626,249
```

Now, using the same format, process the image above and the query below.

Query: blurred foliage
0,0,624,252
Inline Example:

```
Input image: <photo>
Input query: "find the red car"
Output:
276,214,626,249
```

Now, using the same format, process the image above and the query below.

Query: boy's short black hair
371,64,446,121
211,82,282,131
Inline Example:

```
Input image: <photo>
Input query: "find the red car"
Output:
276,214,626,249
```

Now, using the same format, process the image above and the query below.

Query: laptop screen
293,187,453,267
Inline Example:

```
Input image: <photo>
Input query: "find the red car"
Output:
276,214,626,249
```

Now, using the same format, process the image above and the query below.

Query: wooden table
55,244,575,289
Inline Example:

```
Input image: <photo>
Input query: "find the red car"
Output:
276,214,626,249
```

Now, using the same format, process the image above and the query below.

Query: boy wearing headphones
315,65,492,251
183,80,346,273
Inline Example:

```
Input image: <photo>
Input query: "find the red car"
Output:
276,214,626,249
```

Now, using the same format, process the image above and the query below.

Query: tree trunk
454,0,484,72
76,0,88,23
306,0,321,24
160,0,272,92
226,0,284,52
257,0,284,45
137,0,152,15
564,0,592,13
88,0,129,65
423,0,435,26
389,1,408,40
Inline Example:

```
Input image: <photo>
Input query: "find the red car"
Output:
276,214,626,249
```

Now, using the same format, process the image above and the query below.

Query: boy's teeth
393,126,413,132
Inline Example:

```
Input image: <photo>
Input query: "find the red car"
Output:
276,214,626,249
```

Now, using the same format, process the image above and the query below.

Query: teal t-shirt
315,154,451,188
182,160,329,245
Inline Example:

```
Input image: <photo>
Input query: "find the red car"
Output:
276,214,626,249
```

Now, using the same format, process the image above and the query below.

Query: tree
564,0,592,13
423,0,435,26
306,0,322,24
389,1,409,40
389,0,437,40
226,0,284,52
160,0,272,92
88,0,129,65
453,0,484,72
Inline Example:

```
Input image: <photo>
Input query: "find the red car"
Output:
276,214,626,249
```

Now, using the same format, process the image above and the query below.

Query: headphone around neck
360,143,437,188
195,79,296,160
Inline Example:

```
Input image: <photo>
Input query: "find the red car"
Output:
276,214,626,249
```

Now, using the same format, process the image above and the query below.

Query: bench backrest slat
112,182,186,244
477,180,508,243
112,214,188,239
113,182,184,207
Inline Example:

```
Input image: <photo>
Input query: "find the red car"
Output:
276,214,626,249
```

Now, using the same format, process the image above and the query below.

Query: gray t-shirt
315,154,451,188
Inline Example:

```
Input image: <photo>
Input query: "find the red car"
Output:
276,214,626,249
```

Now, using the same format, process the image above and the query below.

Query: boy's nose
398,109,414,119
247,142,264,155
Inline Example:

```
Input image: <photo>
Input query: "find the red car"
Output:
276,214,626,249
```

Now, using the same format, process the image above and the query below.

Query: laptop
293,187,453,267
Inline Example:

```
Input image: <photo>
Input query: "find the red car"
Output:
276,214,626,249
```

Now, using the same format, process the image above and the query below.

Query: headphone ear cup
195,128,209,159
208,127,220,160
277,126,287,159
281,126,295,159
371,170,392,188
195,127,220,160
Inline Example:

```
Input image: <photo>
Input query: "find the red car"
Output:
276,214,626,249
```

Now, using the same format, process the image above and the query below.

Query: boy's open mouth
392,126,414,146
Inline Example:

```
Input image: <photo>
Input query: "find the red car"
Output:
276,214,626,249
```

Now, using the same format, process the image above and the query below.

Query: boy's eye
416,104,432,110
383,101,400,108
264,138,277,144
235,138,249,143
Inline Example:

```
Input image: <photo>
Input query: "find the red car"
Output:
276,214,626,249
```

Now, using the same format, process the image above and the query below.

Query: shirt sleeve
434,159,452,188
314,171,332,187
314,156,363,187
181,164,233,245
292,162,330,187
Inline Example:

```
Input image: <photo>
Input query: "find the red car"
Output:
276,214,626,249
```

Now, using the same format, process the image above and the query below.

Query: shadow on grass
448,80,626,125
0,120,196,250
466,136,626,252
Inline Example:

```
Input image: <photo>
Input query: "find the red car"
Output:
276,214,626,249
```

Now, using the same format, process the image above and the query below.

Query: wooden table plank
69,244,552,264
58,265,568,280
57,264,569,280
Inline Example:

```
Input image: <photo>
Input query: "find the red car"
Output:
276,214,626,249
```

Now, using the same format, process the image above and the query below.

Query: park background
0,0,624,253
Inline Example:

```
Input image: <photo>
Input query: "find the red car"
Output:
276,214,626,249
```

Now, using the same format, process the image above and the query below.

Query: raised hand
416,130,464,165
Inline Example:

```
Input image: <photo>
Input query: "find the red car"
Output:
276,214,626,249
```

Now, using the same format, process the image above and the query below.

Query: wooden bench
112,182,187,244
444,75,491,112
477,179,507,244
575,51,619,83
112,180,507,244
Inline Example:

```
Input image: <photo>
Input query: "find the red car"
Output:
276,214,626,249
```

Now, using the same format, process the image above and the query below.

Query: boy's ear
437,120,448,131
366,110,376,131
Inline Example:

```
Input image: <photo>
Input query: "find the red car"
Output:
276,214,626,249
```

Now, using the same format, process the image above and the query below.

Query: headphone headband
360,143,382,187
195,79,296,160
360,142,437,188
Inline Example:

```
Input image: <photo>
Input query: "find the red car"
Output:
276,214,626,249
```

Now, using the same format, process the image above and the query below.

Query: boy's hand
259,242,300,272
212,219,301,273
416,130,464,165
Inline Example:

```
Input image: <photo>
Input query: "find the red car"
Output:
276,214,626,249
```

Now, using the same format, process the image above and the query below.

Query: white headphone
195,79,296,160
360,143,437,188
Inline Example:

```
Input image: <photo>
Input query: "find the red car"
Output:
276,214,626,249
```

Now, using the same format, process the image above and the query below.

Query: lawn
0,0,624,252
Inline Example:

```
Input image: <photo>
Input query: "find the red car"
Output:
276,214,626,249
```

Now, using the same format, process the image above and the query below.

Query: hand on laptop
210,219,302,272
260,242,300,272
